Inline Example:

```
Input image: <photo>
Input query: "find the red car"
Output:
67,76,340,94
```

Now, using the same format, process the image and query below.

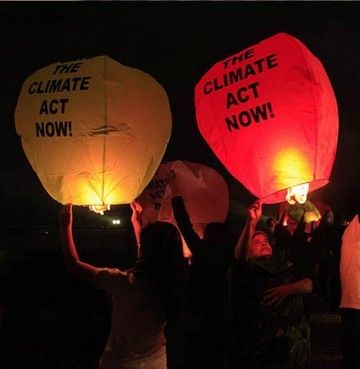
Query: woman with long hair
59,204,186,369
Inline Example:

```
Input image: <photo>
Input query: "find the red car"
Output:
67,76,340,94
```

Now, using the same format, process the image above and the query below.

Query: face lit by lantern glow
286,183,310,205
248,232,272,259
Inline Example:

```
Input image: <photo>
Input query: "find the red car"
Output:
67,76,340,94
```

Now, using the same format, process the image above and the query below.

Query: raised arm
59,204,99,281
234,200,262,260
130,201,143,258
166,170,201,256
171,195,201,253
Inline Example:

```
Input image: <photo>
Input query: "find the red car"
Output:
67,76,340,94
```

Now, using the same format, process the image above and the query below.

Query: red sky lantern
136,160,229,256
195,33,338,204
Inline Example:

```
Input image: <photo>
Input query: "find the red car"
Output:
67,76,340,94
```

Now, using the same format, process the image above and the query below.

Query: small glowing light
112,219,121,225
89,204,111,215
304,211,321,223
286,183,309,205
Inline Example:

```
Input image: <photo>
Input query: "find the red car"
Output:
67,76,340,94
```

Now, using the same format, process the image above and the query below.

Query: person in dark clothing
309,210,345,310
171,195,234,369
273,211,315,277
225,200,314,369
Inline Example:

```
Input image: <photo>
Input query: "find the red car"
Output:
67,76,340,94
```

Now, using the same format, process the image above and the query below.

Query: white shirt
340,215,360,309
95,268,167,369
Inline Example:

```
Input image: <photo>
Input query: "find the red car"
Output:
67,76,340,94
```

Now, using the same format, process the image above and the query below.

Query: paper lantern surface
195,32,338,204
15,56,172,210
136,161,229,256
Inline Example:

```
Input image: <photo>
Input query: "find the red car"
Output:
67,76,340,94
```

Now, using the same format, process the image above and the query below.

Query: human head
324,210,334,225
139,221,184,277
203,221,228,243
248,230,272,260
266,217,275,228
266,217,278,232
286,217,298,236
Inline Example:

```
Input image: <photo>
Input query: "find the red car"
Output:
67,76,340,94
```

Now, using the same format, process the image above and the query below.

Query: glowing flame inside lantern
272,148,312,204
80,180,121,215
89,204,111,215
286,183,310,205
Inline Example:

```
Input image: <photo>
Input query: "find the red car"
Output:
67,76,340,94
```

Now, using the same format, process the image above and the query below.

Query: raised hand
248,200,262,224
130,201,143,221
59,203,73,229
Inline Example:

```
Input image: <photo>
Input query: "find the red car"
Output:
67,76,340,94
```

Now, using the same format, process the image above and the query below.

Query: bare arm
234,200,262,260
59,204,99,281
130,201,143,258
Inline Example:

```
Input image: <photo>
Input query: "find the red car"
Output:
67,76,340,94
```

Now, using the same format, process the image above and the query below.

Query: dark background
0,1,359,228
0,2,359,368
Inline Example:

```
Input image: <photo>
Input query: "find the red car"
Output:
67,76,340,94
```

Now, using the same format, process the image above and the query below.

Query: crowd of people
58,187,359,369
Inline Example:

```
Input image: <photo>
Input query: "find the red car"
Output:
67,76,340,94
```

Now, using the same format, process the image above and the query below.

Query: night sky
1,1,359,229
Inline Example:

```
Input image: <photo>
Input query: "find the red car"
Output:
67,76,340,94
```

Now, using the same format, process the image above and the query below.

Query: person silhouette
169,177,234,369
225,200,313,369
59,204,186,369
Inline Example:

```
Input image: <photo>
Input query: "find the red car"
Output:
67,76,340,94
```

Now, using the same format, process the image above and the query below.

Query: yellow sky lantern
15,56,172,213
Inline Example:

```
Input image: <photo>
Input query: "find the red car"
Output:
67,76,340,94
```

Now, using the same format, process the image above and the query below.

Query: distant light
112,219,121,225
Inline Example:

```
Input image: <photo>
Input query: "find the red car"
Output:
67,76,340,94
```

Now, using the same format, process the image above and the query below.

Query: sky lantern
195,32,338,204
136,160,229,257
15,56,172,214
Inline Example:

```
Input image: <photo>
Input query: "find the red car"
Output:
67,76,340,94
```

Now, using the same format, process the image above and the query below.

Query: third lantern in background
136,160,229,257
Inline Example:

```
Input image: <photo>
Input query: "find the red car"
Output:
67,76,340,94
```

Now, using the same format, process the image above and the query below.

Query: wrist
248,220,257,228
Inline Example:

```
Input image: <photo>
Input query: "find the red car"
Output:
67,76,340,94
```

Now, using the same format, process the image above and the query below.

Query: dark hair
136,221,186,319
266,217,275,227
204,222,229,242
252,230,269,240
138,222,184,276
